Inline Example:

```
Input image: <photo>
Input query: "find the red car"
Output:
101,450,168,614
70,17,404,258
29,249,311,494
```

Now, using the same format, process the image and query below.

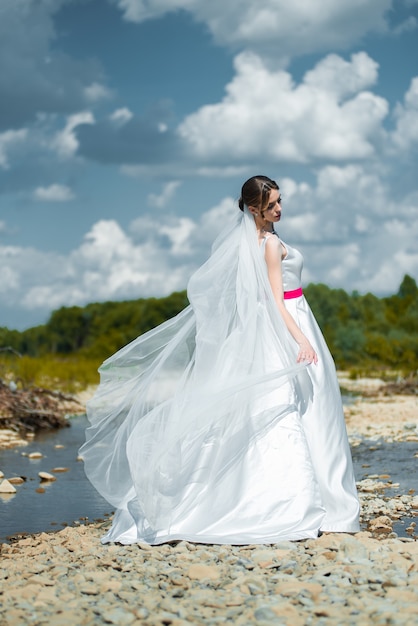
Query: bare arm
264,236,318,364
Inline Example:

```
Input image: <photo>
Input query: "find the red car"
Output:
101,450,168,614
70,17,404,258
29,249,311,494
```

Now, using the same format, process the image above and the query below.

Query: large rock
0,478,16,493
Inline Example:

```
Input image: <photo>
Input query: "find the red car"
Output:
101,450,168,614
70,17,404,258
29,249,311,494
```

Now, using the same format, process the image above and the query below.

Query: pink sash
283,287,303,300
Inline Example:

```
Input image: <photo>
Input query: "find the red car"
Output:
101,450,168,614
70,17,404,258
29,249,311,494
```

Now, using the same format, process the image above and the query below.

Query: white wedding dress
80,208,360,545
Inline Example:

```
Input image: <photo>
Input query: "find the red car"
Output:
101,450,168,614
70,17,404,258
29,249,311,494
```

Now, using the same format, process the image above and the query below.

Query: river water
1,415,418,542
0,415,112,542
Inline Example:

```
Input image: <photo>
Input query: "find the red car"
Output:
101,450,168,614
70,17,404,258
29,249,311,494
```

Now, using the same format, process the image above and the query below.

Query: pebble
7,476,25,485
1,524,418,625
38,472,56,482
0,430,28,448
187,564,220,581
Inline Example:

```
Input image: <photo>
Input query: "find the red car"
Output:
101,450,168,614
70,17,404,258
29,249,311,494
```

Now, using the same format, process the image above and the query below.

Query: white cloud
279,178,310,201
114,0,197,23
393,15,418,35
196,166,250,178
0,129,27,169
0,199,235,317
84,82,113,102
0,0,106,131
315,164,387,213
147,181,181,208
277,166,418,293
283,164,386,247
2,176,418,328
131,215,196,255
365,248,418,294
303,52,379,99
198,196,236,239
120,164,250,180
129,197,234,256
109,107,134,125
18,219,196,311
51,111,95,158
113,0,392,62
0,264,20,294
178,51,388,163
354,215,371,234
34,184,75,202
392,77,418,150
0,244,58,301
2,0,416,331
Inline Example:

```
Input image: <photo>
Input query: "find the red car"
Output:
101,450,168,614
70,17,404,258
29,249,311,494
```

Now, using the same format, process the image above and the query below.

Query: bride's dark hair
238,175,279,212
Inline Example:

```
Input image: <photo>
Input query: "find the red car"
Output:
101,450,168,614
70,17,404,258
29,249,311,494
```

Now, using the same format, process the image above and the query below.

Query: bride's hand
297,339,318,365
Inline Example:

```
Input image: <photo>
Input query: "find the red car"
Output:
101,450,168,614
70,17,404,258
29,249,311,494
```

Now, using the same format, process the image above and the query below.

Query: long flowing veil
80,207,312,537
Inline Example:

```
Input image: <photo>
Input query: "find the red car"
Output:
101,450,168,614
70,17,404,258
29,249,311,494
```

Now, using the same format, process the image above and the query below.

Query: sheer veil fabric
80,207,357,545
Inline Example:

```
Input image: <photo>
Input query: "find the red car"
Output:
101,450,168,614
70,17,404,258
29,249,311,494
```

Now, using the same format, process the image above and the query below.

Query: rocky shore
0,380,85,449
1,375,418,624
339,373,418,444
2,526,418,625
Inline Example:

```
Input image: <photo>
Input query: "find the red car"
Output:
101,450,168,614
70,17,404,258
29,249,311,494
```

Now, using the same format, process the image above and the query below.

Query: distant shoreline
1,374,417,449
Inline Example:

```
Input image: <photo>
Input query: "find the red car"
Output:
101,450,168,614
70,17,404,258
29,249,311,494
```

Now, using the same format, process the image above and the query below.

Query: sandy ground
345,394,418,443
337,373,418,443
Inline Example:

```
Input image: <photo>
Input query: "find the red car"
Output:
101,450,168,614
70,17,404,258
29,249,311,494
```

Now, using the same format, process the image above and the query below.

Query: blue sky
1,0,417,330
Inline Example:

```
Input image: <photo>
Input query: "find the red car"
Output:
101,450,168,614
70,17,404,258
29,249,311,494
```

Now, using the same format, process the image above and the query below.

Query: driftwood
0,380,84,434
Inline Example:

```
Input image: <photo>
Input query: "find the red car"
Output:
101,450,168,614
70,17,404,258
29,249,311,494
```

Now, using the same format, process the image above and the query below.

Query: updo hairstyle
238,175,279,214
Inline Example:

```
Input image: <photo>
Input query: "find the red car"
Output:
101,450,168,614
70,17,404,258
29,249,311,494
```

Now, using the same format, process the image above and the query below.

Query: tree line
1,276,417,372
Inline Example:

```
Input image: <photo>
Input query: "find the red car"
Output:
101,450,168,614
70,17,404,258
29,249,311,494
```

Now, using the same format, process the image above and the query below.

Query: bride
80,175,360,545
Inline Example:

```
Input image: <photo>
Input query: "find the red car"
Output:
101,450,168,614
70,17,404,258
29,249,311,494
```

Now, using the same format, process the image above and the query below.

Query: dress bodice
261,235,304,292
281,240,304,292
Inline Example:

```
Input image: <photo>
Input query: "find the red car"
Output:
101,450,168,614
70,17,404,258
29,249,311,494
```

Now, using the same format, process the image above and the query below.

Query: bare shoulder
264,234,281,250
264,235,282,266
264,234,281,255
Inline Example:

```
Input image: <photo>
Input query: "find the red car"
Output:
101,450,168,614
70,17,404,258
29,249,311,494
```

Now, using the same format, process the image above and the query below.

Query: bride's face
261,189,282,224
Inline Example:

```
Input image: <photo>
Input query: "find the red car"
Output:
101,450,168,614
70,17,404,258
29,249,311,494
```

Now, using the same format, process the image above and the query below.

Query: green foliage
0,291,190,390
1,291,189,362
397,274,418,299
47,306,91,353
1,277,417,389
304,275,418,370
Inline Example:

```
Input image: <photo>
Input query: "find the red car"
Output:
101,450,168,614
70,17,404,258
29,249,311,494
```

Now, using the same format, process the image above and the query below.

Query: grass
1,353,416,395
0,354,101,393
